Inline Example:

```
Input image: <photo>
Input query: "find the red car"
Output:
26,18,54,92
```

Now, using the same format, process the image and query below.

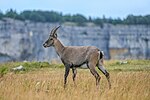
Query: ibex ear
53,33,57,38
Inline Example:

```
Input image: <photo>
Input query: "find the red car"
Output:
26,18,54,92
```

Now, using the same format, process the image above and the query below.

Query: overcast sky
0,0,150,18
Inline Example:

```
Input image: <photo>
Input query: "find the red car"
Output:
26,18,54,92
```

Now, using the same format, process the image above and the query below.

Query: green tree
20,10,32,20
124,14,136,24
1,9,150,25
62,14,72,22
88,16,92,22
29,11,45,22
72,14,87,25
5,9,18,19
93,18,103,27
144,15,150,25
41,11,62,22
0,11,3,19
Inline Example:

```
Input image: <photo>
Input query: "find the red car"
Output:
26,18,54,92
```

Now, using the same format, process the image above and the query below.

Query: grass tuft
0,66,8,77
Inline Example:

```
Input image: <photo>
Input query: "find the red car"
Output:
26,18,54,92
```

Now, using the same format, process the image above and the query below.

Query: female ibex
43,26,111,89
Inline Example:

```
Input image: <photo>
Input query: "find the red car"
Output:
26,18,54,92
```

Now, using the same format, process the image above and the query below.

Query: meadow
0,60,149,100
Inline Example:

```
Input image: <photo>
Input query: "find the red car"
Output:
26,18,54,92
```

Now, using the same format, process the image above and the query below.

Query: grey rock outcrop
0,18,150,62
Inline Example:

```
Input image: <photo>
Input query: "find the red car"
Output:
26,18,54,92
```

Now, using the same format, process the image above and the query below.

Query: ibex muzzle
43,39,53,47
43,26,111,89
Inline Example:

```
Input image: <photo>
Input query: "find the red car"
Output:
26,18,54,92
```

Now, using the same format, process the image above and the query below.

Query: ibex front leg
64,66,70,88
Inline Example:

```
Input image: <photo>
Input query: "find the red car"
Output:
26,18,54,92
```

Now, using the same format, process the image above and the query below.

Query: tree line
0,9,150,26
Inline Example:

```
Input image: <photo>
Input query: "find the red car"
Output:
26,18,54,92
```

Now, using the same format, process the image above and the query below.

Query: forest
0,9,150,26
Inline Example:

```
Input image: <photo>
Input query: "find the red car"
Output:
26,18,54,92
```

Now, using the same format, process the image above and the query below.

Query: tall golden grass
0,60,149,100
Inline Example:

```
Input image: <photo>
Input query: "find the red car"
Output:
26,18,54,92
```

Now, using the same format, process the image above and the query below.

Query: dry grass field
0,60,149,100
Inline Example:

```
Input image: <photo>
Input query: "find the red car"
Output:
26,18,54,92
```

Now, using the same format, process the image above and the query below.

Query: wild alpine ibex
43,26,111,89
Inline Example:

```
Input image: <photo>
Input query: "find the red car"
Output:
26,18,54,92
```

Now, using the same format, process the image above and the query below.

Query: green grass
105,60,150,71
0,60,149,76
0,61,64,75
0,66,8,77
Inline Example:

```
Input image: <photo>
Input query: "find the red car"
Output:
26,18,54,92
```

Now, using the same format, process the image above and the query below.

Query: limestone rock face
0,18,150,62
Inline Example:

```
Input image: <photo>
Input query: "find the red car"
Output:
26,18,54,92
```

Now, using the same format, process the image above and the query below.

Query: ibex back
43,26,111,89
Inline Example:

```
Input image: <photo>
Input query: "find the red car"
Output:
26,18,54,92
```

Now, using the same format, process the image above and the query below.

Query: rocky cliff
0,18,150,62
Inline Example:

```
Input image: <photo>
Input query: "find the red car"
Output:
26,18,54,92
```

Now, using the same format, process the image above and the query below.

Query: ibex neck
53,39,65,57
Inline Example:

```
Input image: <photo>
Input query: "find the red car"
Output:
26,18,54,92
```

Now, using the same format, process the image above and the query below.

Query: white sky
0,0,150,18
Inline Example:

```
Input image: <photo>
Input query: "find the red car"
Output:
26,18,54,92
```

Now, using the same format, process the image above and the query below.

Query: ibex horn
53,25,61,34
50,27,56,35
50,25,61,36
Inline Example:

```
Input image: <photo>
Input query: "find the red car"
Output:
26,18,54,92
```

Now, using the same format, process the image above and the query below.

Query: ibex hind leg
87,63,101,89
97,60,111,89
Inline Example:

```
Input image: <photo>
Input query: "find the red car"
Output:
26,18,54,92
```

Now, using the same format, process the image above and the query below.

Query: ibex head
43,26,61,48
